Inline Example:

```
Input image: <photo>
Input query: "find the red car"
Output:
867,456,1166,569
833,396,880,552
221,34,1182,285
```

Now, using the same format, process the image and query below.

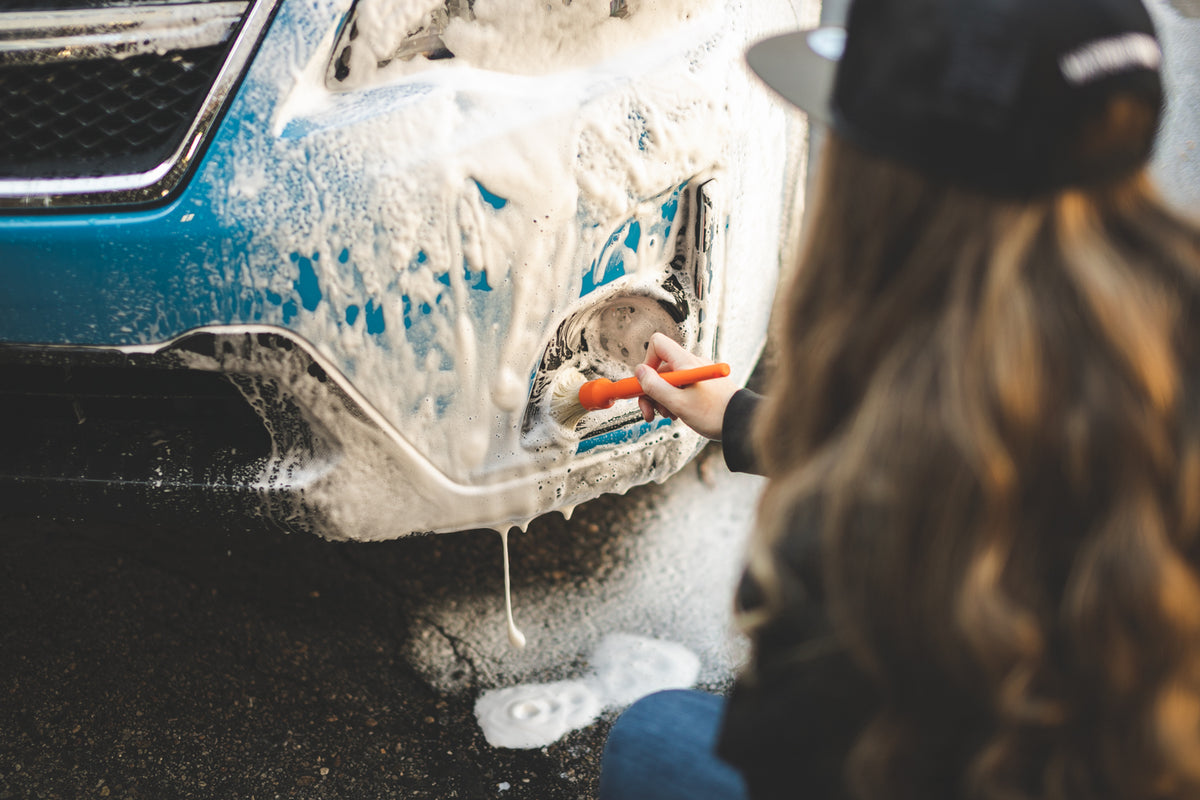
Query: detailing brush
549,362,731,429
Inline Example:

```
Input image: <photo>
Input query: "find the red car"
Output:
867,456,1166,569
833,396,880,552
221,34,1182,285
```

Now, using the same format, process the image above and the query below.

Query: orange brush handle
577,363,731,410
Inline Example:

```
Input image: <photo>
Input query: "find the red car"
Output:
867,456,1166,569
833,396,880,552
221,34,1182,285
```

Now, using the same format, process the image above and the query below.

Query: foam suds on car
337,0,713,91
199,0,812,538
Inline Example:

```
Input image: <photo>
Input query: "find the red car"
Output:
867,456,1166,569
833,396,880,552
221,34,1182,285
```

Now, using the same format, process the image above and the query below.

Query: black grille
0,42,233,180
0,359,273,484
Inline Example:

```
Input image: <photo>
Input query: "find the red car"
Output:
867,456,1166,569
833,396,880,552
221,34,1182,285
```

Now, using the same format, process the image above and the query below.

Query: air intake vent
0,46,230,180
0,0,277,209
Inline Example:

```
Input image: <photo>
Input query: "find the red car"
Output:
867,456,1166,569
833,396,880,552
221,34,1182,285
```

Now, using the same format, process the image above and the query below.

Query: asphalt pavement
0,437,758,800
0,481,690,800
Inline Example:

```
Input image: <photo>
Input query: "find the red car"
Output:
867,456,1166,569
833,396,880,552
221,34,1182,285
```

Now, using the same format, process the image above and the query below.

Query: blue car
0,0,809,539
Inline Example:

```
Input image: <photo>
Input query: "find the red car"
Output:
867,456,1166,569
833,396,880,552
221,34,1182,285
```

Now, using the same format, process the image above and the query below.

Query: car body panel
0,0,814,538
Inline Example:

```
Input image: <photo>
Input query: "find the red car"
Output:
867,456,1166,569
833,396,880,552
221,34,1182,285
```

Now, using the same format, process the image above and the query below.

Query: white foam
500,529,527,649
475,679,604,749
589,633,701,708
474,633,702,749
406,456,762,696
194,0,816,537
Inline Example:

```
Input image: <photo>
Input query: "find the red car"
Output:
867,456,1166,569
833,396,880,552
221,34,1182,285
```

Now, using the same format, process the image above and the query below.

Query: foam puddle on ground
475,633,701,749
401,460,766,749
475,680,604,750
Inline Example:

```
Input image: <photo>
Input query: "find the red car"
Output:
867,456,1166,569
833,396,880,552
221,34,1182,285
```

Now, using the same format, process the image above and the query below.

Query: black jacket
715,390,878,800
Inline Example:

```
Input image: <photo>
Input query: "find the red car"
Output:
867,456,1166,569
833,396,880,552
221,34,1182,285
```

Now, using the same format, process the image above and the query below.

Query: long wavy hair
747,96,1200,800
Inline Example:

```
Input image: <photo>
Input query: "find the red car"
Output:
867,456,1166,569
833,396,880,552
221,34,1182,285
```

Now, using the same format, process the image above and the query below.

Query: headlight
326,0,634,90
326,0,471,88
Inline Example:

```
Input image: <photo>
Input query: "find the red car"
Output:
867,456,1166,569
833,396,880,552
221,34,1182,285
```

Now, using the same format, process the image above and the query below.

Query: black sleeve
716,500,879,800
722,388,764,475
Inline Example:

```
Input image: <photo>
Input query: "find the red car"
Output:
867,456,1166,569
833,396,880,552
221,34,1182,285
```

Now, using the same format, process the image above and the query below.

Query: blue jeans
598,689,749,800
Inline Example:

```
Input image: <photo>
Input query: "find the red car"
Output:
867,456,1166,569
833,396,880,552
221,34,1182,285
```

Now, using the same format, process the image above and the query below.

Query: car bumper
0,0,808,538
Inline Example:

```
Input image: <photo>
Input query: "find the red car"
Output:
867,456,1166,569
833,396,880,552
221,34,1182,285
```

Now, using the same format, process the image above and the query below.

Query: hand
634,332,738,440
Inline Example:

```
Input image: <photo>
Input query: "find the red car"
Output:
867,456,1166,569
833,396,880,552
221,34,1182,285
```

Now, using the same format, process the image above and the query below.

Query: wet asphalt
0,473,704,800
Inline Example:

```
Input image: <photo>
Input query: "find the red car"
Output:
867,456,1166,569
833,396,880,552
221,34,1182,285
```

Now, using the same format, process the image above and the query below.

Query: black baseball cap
746,0,1164,196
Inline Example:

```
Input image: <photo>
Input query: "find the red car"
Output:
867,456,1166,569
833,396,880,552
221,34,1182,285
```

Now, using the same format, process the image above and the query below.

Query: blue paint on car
0,194,259,346
580,266,600,297
579,190,687,298
605,254,626,283
470,266,492,291
436,264,493,292
658,186,683,243
474,180,508,210
294,253,323,311
624,220,641,252
661,192,679,222
365,299,386,334
581,227,626,296
0,0,805,540
576,417,673,454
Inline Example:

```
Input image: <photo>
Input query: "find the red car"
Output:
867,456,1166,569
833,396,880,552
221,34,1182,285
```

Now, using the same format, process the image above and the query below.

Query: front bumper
0,0,808,538
0,323,704,539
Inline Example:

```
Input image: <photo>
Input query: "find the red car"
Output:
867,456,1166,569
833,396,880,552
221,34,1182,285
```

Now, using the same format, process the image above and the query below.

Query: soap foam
403,458,762,695
474,633,702,749
475,679,604,749
196,0,817,537
589,632,701,708
500,529,527,649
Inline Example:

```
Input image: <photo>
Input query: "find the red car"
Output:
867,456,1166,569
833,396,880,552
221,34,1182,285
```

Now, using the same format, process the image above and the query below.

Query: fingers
642,332,703,373
634,364,684,418
638,335,693,421
634,333,732,439
638,395,656,423
634,363,673,406
634,355,735,441
638,395,674,423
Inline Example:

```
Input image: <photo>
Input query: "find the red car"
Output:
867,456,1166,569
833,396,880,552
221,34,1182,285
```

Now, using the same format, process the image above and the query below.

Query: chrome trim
326,0,470,90
0,0,278,210
0,2,248,66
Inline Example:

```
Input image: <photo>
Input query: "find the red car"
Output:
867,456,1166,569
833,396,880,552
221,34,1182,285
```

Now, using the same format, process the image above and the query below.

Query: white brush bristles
547,367,591,429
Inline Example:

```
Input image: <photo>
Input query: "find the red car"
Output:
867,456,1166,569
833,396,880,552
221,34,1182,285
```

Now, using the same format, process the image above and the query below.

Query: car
0,0,812,540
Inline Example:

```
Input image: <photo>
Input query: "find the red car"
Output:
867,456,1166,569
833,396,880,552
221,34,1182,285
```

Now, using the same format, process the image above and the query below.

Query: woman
599,0,1200,798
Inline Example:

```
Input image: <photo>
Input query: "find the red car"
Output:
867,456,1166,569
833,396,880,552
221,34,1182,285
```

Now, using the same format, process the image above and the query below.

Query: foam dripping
500,528,526,649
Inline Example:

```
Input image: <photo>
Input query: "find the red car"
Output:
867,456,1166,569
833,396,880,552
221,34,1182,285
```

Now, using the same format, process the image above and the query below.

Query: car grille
0,0,278,208
0,46,231,181
0,334,344,534
0,355,273,485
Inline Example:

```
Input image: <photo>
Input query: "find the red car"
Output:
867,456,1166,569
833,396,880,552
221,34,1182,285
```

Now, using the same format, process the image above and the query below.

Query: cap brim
745,27,844,125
